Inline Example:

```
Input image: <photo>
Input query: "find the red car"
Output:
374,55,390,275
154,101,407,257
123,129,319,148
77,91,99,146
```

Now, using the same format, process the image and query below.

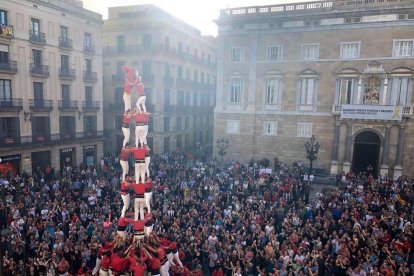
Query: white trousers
134,197,145,220
145,156,150,178
135,162,146,183
121,193,130,218
123,94,131,111
99,268,109,276
120,160,129,181
92,257,101,275
135,125,146,148
160,263,169,276
122,127,130,148
174,251,183,267
144,191,152,213
144,224,153,236
136,95,146,113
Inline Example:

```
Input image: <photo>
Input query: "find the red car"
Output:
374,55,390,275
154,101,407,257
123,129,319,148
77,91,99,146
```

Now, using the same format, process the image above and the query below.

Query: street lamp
304,135,320,174
216,137,229,162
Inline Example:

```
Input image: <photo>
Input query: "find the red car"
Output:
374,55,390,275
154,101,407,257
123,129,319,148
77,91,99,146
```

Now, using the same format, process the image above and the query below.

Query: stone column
394,125,405,180
330,122,340,175
342,123,353,173
380,125,391,177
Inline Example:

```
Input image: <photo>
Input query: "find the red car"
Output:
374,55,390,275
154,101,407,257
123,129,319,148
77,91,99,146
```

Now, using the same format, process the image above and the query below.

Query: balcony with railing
0,136,20,146
58,100,78,110
59,37,73,50
0,60,18,74
29,30,46,45
30,63,49,77
59,68,76,80
83,71,98,82
29,99,53,112
103,44,162,56
1,131,105,147
82,101,100,111
84,43,95,54
0,98,23,111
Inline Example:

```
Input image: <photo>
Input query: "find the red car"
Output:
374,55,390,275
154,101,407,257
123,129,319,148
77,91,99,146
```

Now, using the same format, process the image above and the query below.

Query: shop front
83,144,97,167
31,150,51,173
60,147,76,171
0,154,21,177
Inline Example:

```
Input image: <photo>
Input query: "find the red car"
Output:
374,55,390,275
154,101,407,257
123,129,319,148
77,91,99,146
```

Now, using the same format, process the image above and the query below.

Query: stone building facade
214,0,414,178
0,0,104,175
102,5,216,155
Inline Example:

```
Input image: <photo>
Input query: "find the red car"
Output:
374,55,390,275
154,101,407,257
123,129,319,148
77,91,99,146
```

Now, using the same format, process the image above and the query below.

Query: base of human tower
93,212,203,276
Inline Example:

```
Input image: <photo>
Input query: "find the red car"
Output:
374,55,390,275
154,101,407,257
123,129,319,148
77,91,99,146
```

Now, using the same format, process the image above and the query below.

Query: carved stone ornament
353,124,385,138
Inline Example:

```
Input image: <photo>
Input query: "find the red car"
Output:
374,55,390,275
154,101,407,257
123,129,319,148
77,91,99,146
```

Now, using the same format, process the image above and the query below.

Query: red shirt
101,255,111,269
145,180,152,191
123,115,132,124
134,183,146,195
118,217,129,227
132,148,145,160
131,220,144,231
157,247,166,261
120,148,130,161
134,114,149,125
144,147,150,157
148,258,161,270
121,181,130,193
110,253,128,272
129,256,146,276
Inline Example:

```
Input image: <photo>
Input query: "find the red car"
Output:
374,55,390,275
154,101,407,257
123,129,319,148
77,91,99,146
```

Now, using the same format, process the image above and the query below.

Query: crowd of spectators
1,149,414,275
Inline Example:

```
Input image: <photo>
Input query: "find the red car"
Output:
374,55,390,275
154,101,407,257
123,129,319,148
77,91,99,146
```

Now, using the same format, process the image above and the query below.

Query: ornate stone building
102,5,216,155
214,0,414,178
0,0,104,175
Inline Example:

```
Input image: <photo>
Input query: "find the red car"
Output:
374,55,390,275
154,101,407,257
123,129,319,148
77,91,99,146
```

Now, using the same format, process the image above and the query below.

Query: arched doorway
352,131,381,176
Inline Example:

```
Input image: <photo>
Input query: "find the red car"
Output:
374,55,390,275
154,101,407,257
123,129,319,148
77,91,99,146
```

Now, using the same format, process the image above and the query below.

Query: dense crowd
1,150,414,275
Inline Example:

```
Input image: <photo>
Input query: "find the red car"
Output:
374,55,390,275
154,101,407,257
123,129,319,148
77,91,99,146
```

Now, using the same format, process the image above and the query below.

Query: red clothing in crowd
101,255,111,270
148,257,161,271
110,252,128,274
132,148,146,160
128,256,147,276
123,114,132,125
121,181,131,195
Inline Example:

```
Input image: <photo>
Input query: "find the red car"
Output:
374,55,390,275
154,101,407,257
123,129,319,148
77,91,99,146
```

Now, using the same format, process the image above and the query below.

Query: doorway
352,131,381,176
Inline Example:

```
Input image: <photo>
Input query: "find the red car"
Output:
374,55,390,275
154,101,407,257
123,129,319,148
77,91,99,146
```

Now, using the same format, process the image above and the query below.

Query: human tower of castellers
94,65,188,276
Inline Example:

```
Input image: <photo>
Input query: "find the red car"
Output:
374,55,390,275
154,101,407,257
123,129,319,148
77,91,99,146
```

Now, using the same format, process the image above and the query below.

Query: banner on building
340,105,403,121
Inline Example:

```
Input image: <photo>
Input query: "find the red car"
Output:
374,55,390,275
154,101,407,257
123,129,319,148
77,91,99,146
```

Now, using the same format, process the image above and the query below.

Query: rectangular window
297,122,313,138
31,18,40,35
229,79,242,104
301,44,319,60
0,79,11,102
164,63,170,77
185,116,189,129
143,34,152,49
164,137,170,152
266,45,283,61
164,89,170,106
33,82,43,104
265,78,282,105
231,48,242,62
83,116,97,134
176,117,182,131
85,59,92,73
85,86,93,103
60,26,68,39
299,78,316,105
0,44,9,64
340,42,360,59
263,121,277,136
62,84,70,102
32,49,42,66
0,10,7,25
339,79,355,104
61,55,69,70
164,117,170,132
177,90,184,106
227,120,240,134
388,77,411,105
84,33,92,47
60,116,75,136
393,40,413,57
1,117,18,138
185,92,191,106
117,35,125,53
177,66,183,79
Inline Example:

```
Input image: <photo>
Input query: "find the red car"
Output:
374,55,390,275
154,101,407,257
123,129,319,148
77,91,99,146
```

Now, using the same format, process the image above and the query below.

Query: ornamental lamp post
304,135,320,175
216,137,229,162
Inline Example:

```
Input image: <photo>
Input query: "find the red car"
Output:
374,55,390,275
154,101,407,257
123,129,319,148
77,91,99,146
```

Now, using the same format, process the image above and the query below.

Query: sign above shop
341,105,402,121
0,154,21,163
83,145,96,151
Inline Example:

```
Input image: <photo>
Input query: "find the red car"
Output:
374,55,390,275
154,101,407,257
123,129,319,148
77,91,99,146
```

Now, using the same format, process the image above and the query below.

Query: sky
82,0,309,36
